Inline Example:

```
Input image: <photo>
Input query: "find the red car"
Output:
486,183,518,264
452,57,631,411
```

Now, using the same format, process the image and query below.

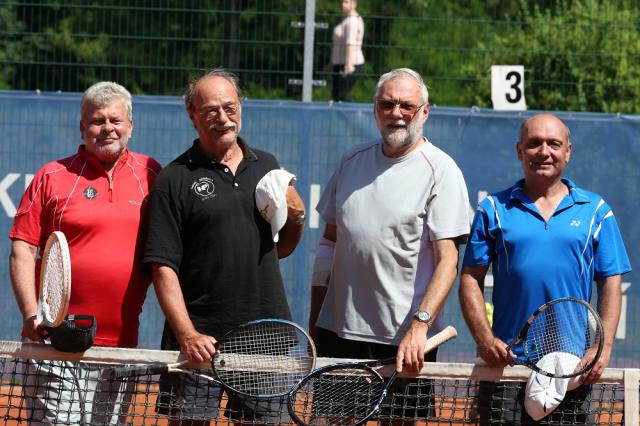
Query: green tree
460,0,640,113
0,0,24,89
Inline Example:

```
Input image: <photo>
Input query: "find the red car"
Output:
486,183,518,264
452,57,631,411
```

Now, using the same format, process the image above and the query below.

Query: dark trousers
317,327,437,419
477,380,592,425
331,64,363,102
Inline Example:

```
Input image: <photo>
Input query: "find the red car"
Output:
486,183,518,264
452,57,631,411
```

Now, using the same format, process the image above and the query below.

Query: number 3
505,71,522,103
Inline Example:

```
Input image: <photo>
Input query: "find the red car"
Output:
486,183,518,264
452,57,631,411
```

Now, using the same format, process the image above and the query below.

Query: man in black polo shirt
144,68,305,424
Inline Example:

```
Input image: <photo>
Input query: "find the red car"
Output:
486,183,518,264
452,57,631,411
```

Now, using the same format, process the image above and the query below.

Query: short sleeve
426,161,471,240
9,166,50,246
593,207,631,279
316,169,339,226
463,202,495,267
143,182,184,272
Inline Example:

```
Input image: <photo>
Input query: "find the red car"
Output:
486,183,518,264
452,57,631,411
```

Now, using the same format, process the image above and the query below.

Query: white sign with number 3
491,65,526,111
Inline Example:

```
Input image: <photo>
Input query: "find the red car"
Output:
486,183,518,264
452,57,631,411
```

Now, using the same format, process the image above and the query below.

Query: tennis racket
37,231,72,328
109,318,316,398
287,325,457,426
505,297,603,378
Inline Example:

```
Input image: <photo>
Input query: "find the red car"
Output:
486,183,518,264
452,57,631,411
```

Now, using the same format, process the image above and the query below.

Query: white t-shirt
331,15,365,66
316,139,470,345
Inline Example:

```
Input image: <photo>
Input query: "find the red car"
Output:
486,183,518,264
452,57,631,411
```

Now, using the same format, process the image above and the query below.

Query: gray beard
382,110,424,152
93,142,125,162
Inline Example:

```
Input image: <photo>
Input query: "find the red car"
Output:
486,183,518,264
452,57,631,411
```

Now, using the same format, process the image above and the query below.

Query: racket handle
424,325,457,353
110,362,170,379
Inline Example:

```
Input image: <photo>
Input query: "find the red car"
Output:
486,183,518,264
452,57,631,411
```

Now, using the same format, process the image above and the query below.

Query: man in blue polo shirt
460,113,630,424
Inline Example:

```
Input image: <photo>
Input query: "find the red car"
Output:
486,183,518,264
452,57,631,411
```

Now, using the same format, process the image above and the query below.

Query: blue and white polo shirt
463,178,631,344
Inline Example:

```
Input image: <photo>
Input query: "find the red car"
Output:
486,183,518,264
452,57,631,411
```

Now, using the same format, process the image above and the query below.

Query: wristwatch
413,310,433,326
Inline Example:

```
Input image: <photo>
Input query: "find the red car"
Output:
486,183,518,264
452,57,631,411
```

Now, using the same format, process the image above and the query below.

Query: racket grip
424,325,458,353
110,362,169,379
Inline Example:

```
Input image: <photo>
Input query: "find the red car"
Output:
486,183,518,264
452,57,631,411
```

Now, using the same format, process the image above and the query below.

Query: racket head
37,231,72,327
212,318,317,397
519,297,603,378
287,363,386,426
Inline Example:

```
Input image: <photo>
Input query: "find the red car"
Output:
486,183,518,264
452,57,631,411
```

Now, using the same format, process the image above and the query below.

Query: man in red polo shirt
9,81,161,424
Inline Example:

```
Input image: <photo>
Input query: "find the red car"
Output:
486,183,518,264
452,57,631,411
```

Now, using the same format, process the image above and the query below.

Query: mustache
386,120,407,127
209,122,237,132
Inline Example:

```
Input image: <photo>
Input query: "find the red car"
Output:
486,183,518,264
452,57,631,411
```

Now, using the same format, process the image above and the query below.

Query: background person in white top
329,0,365,102
310,68,470,381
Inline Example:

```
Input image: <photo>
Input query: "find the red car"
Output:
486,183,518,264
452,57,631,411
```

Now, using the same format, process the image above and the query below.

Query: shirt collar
509,177,590,205
187,137,258,166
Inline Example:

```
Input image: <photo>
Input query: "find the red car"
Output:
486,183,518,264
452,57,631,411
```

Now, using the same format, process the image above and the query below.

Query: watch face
415,311,431,322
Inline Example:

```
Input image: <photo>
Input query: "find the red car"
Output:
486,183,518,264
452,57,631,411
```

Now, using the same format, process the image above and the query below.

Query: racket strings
214,321,315,395
40,241,66,323
525,300,601,374
290,366,385,426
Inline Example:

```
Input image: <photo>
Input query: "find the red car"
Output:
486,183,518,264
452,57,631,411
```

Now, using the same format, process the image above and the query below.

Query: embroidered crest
191,177,216,200
83,187,98,200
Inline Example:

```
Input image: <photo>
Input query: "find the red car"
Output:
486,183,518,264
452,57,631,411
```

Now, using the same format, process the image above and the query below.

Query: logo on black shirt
83,187,98,199
191,177,216,200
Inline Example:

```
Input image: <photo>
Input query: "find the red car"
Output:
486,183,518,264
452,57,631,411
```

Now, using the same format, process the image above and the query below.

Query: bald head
519,114,571,146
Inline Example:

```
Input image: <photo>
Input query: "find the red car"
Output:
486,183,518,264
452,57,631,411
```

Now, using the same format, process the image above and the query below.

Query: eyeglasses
198,103,239,120
375,99,427,117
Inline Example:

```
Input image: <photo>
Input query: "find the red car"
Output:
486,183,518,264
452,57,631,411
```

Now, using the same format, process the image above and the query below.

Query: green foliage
460,0,640,113
0,1,638,113
0,0,24,89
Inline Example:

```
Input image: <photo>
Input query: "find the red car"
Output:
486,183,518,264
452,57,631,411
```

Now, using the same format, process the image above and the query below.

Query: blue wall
1,91,637,366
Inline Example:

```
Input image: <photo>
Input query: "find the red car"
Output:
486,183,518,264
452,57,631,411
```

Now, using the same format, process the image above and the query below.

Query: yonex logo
570,220,581,227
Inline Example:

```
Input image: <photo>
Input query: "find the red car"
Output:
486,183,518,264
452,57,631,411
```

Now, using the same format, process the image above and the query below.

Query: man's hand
344,64,355,75
286,185,305,220
23,315,44,343
178,331,217,364
477,336,514,367
396,322,428,373
579,344,610,384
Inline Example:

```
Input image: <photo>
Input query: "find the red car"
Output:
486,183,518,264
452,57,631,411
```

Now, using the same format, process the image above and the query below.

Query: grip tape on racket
424,325,457,353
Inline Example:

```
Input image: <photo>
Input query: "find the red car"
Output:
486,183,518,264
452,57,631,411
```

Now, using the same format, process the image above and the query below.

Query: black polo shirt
144,138,292,350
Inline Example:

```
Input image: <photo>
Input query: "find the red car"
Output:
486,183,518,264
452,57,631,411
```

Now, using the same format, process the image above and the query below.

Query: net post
623,368,639,426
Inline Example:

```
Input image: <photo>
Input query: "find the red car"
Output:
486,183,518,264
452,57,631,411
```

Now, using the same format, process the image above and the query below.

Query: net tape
0,341,637,425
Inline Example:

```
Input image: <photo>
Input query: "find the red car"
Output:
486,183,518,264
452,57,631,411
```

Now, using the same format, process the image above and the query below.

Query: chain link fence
1,1,639,112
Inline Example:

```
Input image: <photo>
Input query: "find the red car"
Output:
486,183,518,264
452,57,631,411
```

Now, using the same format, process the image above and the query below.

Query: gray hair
81,81,132,120
184,68,245,110
375,68,429,104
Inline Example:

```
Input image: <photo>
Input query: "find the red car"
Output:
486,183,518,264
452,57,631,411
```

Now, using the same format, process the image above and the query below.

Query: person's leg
478,380,523,426
379,348,438,426
339,64,363,102
156,370,222,424
225,391,289,425
521,385,592,425
89,364,136,425
23,359,83,425
332,65,344,101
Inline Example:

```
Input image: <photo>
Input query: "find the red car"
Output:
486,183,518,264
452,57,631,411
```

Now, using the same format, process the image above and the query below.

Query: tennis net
1,340,638,425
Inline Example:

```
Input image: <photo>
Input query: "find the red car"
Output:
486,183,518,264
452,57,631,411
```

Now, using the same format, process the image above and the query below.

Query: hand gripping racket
37,231,72,328
505,297,603,378
287,325,457,426
109,318,316,398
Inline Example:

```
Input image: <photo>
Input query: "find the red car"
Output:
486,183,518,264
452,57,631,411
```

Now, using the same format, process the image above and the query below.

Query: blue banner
0,91,637,366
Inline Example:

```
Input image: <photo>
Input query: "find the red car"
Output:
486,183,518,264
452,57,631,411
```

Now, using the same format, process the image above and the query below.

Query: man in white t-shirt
310,69,470,417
